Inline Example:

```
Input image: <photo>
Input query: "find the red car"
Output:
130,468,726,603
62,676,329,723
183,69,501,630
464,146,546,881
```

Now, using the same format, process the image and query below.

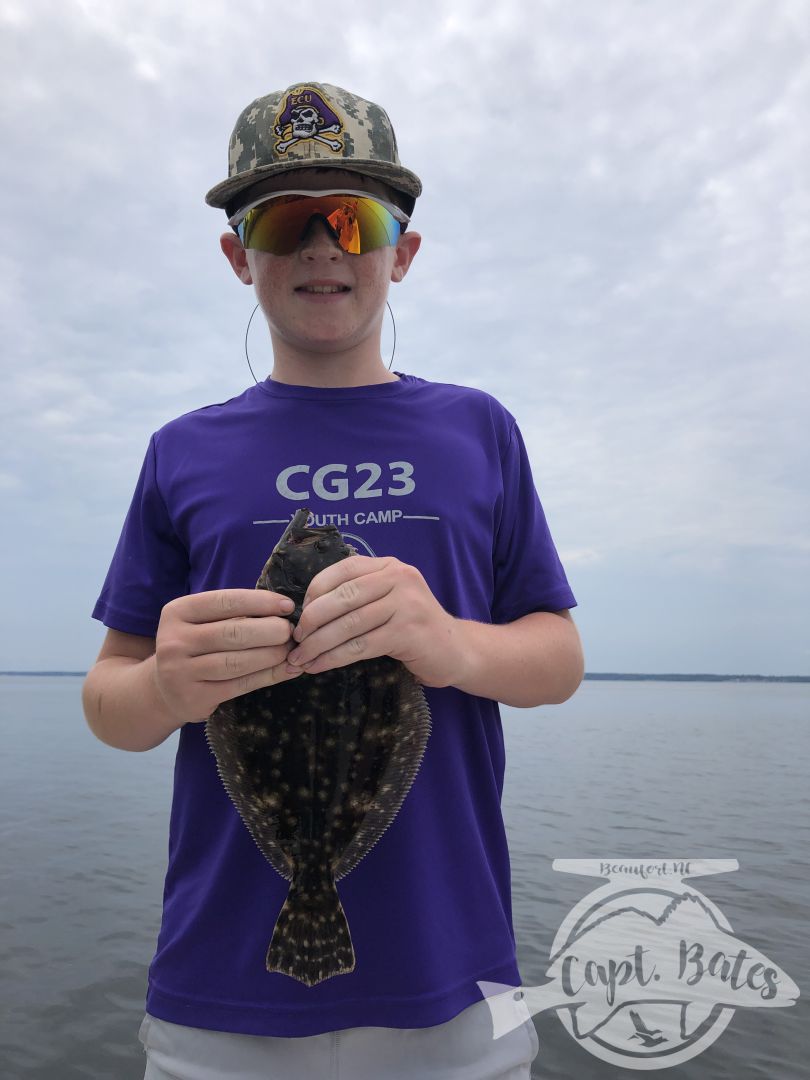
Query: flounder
205,509,431,986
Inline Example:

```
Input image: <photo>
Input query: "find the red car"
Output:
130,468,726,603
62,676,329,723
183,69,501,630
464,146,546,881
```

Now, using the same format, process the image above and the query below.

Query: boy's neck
266,337,399,388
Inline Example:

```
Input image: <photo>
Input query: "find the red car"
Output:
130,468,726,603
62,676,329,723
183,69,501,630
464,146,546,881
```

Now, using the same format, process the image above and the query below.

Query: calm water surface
1,677,807,1079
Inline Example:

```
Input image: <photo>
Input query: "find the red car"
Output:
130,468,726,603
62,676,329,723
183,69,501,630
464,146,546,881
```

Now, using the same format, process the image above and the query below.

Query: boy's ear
220,231,253,285
390,231,421,284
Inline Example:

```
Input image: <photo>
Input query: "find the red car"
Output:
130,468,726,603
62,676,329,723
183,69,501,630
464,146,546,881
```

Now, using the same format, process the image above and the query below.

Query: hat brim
205,159,422,211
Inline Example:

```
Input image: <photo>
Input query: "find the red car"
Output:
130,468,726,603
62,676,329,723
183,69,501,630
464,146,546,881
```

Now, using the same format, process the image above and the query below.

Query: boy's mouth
295,284,351,294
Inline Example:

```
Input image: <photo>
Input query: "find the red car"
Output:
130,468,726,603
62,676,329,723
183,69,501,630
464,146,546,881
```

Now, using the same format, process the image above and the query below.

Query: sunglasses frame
228,189,410,232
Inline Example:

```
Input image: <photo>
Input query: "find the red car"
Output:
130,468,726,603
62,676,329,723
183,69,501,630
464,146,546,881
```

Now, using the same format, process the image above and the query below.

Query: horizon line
1,670,808,683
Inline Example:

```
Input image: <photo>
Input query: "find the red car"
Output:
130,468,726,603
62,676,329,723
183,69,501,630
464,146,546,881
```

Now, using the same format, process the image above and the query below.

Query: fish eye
315,538,331,552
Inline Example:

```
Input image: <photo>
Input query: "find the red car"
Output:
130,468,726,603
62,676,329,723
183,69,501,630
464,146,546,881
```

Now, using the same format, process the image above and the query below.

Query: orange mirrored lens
238,195,402,255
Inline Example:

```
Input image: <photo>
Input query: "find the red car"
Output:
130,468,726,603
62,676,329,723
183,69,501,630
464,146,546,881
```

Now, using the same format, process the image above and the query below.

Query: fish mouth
278,509,354,563
280,509,316,545
280,509,338,548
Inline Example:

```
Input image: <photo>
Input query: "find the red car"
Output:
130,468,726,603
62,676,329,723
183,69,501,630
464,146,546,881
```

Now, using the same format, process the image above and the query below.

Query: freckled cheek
354,268,393,305
254,277,296,317
248,255,292,296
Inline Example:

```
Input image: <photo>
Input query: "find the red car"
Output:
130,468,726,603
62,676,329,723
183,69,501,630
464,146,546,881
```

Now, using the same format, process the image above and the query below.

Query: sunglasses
229,190,410,256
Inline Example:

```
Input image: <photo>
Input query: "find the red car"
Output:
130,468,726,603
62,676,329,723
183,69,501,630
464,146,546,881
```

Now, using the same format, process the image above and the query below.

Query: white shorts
139,999,539,1080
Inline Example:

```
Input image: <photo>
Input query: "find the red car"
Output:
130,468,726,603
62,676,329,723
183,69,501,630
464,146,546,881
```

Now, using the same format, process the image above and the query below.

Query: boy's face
220,168,420,362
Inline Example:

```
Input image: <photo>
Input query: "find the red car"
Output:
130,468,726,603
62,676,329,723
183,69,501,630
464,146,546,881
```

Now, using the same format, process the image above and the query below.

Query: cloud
1,0,807,670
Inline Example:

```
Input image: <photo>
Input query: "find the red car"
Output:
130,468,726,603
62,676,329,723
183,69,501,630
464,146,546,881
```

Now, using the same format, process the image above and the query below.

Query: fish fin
477,982,533,1039
204,698,294,882
266,869,355,986
334,662,431,880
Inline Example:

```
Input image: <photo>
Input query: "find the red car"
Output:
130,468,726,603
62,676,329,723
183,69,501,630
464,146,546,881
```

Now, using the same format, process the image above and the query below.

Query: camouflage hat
205,82,422,212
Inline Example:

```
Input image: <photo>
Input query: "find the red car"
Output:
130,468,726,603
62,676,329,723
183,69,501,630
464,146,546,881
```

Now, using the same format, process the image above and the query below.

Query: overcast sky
1,0,808,674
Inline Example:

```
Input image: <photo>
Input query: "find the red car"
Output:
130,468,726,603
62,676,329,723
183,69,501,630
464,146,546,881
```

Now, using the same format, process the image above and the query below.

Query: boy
83,81,583,1079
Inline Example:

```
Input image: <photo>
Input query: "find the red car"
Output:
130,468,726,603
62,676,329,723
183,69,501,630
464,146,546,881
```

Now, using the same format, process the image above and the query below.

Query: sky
1,0,808,674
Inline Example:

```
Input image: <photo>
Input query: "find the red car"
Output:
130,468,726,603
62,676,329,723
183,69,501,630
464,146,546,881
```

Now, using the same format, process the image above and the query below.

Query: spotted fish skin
205,509,431,986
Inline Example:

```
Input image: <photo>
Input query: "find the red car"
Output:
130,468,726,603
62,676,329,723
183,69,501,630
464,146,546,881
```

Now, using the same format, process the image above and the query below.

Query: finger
192,615,293,656
289,597,393,667
172,589,295,624
190,643,295,683
289,624,393,677
301,556,393,609
209,657,305,701
295,563,394,641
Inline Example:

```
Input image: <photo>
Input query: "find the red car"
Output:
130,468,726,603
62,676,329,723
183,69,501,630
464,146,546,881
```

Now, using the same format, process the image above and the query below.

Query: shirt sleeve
91,434,190,638
491,421,576,625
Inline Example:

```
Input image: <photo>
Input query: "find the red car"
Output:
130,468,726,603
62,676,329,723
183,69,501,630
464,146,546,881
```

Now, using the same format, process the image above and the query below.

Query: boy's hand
153,589,302,724
286,556,465,689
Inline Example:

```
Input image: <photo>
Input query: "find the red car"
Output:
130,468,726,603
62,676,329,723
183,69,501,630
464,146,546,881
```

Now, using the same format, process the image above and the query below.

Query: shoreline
2,671,809,683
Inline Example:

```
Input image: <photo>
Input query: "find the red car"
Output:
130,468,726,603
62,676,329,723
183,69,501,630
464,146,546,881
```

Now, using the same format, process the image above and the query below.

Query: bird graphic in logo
628,1009,667,1048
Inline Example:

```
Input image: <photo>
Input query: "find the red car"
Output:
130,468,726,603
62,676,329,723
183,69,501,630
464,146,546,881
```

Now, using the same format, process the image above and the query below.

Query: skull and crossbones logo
274,91,344,155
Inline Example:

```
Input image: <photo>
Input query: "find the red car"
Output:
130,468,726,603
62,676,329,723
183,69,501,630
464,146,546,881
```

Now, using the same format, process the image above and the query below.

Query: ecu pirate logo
273,87,344,155
479,860,799,1070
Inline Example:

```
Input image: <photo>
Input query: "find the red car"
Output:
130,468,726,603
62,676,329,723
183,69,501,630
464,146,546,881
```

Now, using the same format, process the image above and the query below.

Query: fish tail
266,870,355,986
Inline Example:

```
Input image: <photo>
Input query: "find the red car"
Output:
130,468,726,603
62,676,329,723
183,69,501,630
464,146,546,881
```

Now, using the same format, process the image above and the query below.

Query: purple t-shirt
92,374,576,1037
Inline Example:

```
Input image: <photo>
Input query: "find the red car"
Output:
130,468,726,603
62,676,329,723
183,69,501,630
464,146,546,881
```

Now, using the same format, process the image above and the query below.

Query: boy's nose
298,218,342,259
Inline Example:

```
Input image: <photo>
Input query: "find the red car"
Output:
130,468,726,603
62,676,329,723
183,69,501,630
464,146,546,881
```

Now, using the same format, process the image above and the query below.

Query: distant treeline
2,671,809,683
1,671,88,677
584,673,810,683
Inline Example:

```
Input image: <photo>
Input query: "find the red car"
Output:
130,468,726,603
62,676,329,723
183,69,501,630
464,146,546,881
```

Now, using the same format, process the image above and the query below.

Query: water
1,676,807,1078
502,680,809,1078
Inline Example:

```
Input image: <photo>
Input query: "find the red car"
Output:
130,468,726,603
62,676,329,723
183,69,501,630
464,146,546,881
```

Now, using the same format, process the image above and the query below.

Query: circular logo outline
548,882,737,1069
